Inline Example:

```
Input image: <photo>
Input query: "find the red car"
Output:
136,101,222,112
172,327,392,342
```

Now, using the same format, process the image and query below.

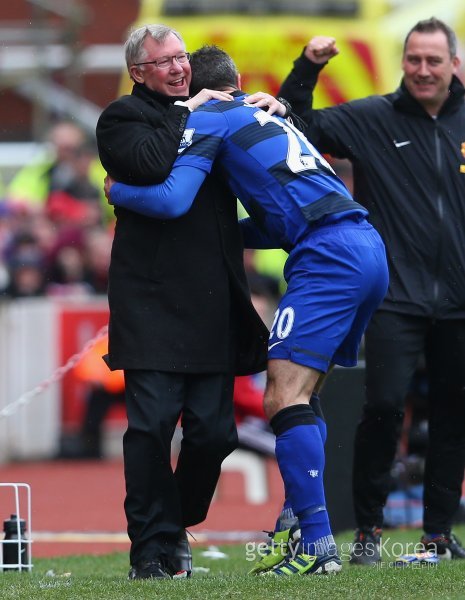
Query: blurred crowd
0,120,113,299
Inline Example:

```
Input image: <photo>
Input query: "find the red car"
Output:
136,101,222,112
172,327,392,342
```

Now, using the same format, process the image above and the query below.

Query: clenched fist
304,36,339,64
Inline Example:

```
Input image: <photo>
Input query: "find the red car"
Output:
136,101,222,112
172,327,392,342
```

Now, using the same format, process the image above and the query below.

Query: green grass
1,526,465,599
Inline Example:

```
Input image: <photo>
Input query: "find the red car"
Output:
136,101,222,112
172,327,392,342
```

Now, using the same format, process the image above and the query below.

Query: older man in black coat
96,24,269,580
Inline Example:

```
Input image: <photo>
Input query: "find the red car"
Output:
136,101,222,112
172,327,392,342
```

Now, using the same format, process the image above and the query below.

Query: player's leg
304,216,390,566
261,369,332,555
266,358,341,574
259,217,388,575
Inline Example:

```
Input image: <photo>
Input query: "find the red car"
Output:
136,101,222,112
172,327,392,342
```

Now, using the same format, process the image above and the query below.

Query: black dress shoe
167,531,192,578
128,559,171,580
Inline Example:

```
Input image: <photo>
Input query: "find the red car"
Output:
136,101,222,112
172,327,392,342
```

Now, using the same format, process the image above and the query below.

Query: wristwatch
276,96,292,119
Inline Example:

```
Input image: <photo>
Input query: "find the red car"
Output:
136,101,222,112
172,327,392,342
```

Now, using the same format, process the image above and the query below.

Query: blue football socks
271,404,335,557
310,392,327,445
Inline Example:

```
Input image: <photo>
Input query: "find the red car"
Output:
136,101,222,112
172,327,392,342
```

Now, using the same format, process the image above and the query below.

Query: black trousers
123,370,237,565
353,310,465,533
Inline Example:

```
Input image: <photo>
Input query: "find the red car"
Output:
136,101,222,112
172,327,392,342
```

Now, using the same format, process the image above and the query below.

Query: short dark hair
190,45,239,96
403,17,457,58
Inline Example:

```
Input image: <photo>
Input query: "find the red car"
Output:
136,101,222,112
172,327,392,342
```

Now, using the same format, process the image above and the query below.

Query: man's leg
175,371,238,527
265,359,341,574
351,311,426,562
421,319,465,558
123,370,185,571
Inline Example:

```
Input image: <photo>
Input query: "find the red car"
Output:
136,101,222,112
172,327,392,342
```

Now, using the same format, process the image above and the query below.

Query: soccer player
104,45,389,576
279,18,465,563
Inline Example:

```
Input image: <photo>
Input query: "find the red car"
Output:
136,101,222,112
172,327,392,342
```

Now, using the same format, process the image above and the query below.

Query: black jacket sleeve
278,51,369,161
96,95,190,185
278,51,327,125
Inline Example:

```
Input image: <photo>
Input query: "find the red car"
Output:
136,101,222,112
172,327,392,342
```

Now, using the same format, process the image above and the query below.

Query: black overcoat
96,83,269,374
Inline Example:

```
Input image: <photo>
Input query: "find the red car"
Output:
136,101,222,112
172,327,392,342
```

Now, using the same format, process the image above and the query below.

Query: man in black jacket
278,17,465,563
96,24,273,580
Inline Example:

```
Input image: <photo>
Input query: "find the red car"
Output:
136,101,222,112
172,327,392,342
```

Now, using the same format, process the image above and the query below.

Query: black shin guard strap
270,404,316,437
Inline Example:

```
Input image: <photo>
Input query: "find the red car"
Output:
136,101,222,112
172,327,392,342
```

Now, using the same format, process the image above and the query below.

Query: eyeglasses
133,52,191,70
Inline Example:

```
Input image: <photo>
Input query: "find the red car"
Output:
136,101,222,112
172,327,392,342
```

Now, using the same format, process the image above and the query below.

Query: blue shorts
267,218,388,372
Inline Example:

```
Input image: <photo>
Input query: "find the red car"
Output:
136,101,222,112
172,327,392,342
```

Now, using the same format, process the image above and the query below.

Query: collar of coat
131,82,189,107
393,74,465,117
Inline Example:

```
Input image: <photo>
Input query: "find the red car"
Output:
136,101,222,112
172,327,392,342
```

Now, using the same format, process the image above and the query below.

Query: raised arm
278,36,339,120
277,36,366,159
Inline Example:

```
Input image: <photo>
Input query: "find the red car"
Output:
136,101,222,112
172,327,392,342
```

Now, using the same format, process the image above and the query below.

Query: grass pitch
1,526,465,599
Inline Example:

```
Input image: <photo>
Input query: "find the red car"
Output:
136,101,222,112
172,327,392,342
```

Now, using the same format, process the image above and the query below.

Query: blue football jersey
177,93,367,248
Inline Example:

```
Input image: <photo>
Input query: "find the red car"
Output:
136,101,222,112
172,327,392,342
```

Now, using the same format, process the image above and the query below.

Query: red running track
0,457,283,558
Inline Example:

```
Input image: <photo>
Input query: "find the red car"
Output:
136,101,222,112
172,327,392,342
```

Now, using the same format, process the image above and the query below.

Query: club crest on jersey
178,128,195,154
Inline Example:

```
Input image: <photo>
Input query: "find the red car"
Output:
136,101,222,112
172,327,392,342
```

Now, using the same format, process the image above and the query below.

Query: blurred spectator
45,226,111,297
80,227,112,294
1,229,47,298
45,227,89,296
5,120,110,225
0,121,114,299
0,216,113,300
58,336,125,460
251,249,287,296
234,373,275,456
3,254,46,298
27,212,60,257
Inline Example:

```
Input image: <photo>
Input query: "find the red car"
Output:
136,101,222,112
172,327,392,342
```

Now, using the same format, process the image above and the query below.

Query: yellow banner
118,15,395,105
119,2,465,105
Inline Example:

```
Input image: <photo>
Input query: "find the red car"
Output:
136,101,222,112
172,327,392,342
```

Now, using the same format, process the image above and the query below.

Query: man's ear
129,66,144,84
237,73,242,89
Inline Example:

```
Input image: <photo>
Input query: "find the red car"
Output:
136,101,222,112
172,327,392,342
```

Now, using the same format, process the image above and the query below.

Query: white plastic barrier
0,299,60,462
0,297,109,463
221,450,269,504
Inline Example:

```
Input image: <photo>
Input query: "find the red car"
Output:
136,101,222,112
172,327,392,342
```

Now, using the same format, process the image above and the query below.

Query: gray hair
124,24,185,70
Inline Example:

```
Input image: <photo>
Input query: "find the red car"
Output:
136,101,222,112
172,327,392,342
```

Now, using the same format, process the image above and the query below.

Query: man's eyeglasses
133,52,191,70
